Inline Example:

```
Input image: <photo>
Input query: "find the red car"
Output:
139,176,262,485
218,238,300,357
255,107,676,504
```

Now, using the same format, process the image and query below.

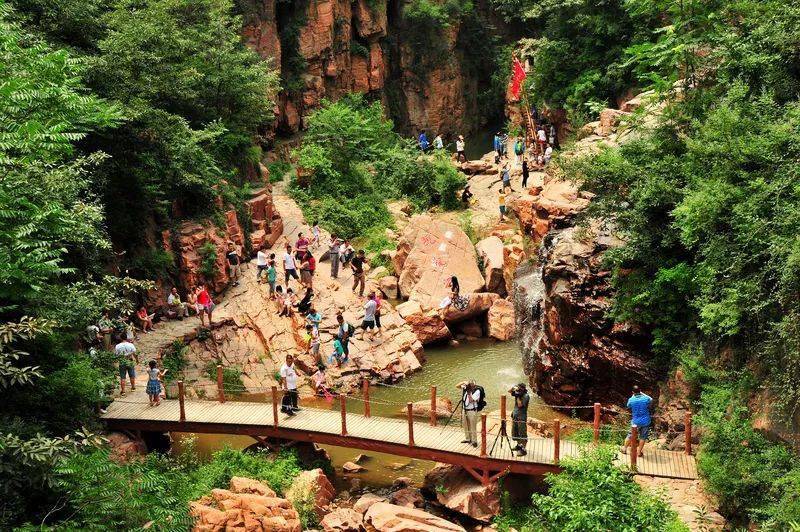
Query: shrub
162,340,189,384
526,447,686,531
189,447,302,497
205,361,245,398
198,242,218,279
697,383,800,526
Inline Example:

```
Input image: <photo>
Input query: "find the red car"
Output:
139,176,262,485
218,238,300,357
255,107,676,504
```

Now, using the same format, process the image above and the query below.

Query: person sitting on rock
136,306,155,333
461,185,473,206
295,287,314,314
278,287,295,317
167,287,188,319
186,287,201,316
439,276,468,317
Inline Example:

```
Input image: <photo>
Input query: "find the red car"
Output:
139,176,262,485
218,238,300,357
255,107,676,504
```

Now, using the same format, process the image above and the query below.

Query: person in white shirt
256,245,269,282
115,339,138,396
544,144,553,165
456,380,482,447
279,354,299,415
434,134,444,150
283,244,299,286
455,135,466,162
167,287,188,318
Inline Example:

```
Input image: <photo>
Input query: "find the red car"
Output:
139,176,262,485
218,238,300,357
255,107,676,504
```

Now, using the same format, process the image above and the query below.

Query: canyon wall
240,0,493,136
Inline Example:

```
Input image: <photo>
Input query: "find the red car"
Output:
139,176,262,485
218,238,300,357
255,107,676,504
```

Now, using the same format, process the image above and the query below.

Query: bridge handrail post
340,395,347,436
500,395,507,423
553,419,561,464
407,402,415,447
430,386,437,427
480,414,487,457
271,386,279,427
363,380,370,418
593,403,601,445
684,411,692,455
216,364,225,403
178,380,186,422
630,426,639,472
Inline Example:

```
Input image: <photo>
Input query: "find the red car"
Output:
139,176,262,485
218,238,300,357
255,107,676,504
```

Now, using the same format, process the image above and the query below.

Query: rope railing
117,366,695,471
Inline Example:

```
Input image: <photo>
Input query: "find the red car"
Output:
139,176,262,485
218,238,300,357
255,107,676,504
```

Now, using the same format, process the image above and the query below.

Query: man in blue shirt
622,385,653,457
418,131,430,152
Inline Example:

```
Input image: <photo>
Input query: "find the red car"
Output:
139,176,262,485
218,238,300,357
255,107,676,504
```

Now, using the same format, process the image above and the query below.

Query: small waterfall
512,229,565,377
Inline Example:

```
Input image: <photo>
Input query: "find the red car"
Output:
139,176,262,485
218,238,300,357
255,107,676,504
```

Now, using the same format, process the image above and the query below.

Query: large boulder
394,215,483,310
389,487,425,508
285,468,335,520
509,180,590,241
441,292,499,325
487,298,515,341
379,275,400,299
353,493,388,514
190,477,301,532
422,464,500,523
400,309,451,345
363,502,465,532
321,508,364,532
402,397,453,419
475,236,506,296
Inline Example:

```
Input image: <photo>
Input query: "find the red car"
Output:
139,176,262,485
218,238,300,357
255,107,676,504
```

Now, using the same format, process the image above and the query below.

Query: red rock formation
285,468,335,520
509,178,590,241
531,225,657,409
487,298,515,341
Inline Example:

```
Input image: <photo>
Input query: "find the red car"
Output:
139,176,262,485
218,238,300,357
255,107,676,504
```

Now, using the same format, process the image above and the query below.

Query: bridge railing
172,365,694,470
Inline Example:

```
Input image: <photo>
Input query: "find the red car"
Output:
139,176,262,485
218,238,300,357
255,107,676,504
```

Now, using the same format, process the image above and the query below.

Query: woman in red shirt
137,306,155,333
197,285,214,327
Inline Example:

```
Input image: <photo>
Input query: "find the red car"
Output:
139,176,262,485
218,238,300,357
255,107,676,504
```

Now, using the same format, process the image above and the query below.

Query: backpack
475,385,487,411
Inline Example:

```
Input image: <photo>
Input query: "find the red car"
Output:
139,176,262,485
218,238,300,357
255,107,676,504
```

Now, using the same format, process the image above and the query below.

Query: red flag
509,57,527,100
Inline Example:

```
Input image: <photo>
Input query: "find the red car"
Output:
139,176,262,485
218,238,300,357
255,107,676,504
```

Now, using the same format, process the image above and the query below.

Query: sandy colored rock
509,179,589,241
394,215,483,310
422,464,500,522
285,468,335,520
342,461,365,473
379,275,399,299
476,236,506,296
403,397,453,419
321,508,364,531
190,477,301,532
353,493,388,514
401,310,451,345
487,298,515,341
441,292,499,325
229,476,277,497
364,502,465,532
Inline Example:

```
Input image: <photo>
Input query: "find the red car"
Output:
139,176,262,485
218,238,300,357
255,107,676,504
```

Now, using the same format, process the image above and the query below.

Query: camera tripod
443,397,464,429
490,417,514,456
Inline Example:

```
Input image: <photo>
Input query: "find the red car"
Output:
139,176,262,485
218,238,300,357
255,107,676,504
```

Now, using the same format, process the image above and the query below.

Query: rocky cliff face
512,96,665,411
241,0,492,136
529,225,657,409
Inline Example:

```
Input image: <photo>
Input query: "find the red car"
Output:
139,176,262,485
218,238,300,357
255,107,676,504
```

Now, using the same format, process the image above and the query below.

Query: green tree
0,2,121,306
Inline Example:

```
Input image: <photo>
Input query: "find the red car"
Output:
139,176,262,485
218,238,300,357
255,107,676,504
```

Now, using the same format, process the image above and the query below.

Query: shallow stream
172,339,561,489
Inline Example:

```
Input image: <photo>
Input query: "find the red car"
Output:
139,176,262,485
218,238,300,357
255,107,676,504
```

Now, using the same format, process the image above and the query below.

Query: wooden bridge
102,377,698,484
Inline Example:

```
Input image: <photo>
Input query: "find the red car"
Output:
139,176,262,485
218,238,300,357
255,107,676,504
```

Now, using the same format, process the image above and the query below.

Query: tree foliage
291,95,465,239
496,447,686,531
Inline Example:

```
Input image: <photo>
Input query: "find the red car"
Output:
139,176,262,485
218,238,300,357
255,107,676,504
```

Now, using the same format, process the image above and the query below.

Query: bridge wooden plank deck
102,397,697,480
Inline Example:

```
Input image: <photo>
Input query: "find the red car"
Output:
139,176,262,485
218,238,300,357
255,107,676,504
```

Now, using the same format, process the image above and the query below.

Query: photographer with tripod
455,380,486,447
509,383,530,456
